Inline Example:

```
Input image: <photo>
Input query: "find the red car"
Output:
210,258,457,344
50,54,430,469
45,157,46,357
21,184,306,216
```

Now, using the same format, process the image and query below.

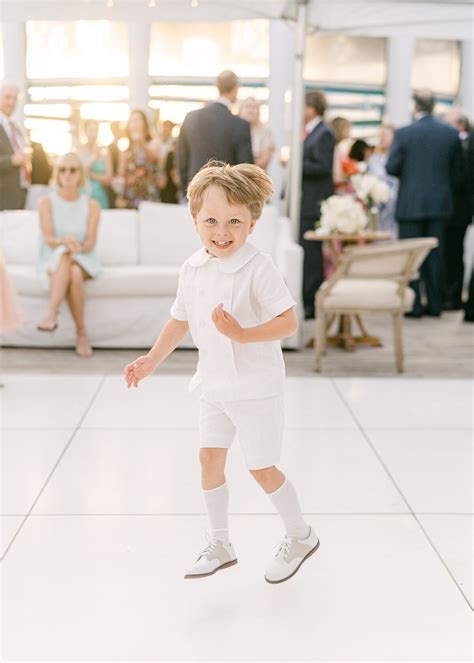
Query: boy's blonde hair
187,161,274,220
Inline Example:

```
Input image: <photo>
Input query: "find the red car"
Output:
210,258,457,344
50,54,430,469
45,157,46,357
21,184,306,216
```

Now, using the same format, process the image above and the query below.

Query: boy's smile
194,185,256,258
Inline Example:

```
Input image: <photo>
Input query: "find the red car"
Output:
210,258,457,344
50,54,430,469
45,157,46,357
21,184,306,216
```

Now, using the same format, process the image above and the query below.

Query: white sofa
0,202,303,349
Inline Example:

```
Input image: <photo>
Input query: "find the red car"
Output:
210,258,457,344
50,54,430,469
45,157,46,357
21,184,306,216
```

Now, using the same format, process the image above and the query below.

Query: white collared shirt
215,96,232,110
170,241,296,401
304,117,321,136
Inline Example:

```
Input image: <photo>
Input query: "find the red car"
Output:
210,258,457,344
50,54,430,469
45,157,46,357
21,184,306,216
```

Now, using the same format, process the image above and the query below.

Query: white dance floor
1,374,472,662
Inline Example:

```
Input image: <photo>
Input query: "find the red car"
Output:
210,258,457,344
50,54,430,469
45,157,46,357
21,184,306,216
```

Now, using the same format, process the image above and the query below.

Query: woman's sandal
37,312,58,332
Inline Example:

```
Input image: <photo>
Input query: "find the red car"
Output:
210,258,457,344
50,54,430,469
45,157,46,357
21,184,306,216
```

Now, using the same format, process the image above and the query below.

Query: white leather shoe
184,535,238,579
265,527,320,584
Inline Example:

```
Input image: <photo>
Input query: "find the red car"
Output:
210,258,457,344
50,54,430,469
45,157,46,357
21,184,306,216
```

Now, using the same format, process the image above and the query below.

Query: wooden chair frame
314,238,439,373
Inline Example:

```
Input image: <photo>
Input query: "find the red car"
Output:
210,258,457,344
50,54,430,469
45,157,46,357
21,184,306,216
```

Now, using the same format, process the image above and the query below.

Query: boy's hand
211,304,244,343
124,354,157,388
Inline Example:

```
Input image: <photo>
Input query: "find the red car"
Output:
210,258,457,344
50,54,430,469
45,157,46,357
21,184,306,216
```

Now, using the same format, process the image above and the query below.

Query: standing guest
117,110,166,209
37,152,101,357
239,97,275,171
31,139,52,185
159,120,179,204
0,83,31,210
177,70,253,194
330,116,352,193
386,89,462,318
462,123,474,322
442,109,472,310
300,90,335,319
348,139,371,163
107,121,124,208
367,123,399,236
78,119,112,209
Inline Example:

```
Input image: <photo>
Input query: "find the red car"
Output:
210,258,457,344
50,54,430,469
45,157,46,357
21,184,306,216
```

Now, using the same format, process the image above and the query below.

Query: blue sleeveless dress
37,191,101,291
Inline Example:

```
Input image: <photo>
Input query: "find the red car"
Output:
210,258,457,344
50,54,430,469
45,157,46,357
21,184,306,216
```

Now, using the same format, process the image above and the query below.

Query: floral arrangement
351,173,390,208
319,164,390,234
319,195,369,235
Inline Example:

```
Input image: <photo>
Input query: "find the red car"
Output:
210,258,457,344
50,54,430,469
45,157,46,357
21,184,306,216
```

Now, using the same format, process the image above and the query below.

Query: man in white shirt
0,82,30,210
124,162,320,584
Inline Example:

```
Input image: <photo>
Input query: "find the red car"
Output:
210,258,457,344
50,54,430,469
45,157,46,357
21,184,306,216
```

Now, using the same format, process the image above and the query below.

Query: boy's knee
249,466,276,482
199,447,225,471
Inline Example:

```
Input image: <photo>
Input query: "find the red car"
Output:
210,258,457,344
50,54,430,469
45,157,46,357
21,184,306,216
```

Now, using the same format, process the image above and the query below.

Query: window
412,39,460,96
304,34,386,86
149,21,269,78
26,21,129,79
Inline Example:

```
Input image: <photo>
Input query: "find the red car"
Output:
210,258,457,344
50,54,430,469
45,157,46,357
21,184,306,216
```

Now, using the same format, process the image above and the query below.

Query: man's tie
9,121,31,186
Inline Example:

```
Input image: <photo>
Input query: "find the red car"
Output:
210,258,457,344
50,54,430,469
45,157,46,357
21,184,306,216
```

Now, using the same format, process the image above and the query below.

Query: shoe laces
197,531,223,560
274,535,297,561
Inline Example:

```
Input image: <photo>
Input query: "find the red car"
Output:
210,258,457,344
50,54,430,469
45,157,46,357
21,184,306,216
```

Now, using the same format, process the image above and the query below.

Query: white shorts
199,394,284,470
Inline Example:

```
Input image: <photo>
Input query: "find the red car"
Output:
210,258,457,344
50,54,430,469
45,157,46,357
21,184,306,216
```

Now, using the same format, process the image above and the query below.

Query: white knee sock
267,478,310,539
203,482,230,545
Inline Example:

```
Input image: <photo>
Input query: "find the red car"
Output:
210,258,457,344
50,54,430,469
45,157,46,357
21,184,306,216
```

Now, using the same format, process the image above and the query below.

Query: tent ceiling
0,0,472,39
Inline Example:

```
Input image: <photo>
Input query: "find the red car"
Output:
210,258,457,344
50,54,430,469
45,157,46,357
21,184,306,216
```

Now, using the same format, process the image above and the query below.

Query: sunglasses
59,167,78,174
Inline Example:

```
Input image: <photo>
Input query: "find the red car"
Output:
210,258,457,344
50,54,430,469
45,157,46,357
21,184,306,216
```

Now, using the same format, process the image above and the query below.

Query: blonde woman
239,97,275,170
37,152,101,357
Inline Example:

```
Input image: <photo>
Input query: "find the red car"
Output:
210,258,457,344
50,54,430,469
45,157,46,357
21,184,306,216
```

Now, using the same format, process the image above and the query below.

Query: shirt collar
215,96,232,110
305,117,321,135
188,241,260,273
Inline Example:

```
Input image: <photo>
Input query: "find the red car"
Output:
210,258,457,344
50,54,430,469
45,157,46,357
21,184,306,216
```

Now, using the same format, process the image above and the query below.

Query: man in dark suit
386,89,462,317
0,83,30,210
177,70,253,194
442,110,472,310
299,90,335,319
462,126,474,322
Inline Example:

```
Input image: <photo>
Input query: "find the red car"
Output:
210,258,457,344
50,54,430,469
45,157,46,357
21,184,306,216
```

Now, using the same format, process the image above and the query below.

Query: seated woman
37,152,101,357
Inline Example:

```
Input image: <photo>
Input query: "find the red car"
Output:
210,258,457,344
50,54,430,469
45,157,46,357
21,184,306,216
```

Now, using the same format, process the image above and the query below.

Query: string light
191,0,199,7
148,0,156,6
106,0,114,7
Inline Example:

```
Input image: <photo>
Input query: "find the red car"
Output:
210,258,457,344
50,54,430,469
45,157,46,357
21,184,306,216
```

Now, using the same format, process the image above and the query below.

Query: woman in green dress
78,119,112,209
37,152,101,357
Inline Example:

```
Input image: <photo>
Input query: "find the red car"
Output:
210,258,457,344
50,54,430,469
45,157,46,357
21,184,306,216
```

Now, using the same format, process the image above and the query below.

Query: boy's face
193,185,256,258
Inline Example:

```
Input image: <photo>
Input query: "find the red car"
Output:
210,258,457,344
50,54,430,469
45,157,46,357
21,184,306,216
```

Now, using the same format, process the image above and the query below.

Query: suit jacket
0,125,26,210
386,115,462,221
177,101,253,193
300,121,335,223
466,129,474,219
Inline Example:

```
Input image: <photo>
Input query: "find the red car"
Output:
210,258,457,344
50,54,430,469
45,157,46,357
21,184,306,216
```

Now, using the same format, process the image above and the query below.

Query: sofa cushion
95,210,139,266
0,211,39,265
322,279,415,310
7,265,180,298
139,202,201,266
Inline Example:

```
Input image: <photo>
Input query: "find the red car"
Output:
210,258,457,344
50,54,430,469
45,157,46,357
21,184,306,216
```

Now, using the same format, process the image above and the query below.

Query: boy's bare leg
250,466,285,493
199,447,228,490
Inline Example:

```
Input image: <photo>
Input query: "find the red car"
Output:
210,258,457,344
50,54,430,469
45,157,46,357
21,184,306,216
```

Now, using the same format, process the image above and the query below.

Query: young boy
124,162,320,584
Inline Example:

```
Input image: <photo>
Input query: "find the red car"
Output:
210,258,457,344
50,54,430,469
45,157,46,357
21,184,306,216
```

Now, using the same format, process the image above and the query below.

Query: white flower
320,195,368,234
352,174,390,204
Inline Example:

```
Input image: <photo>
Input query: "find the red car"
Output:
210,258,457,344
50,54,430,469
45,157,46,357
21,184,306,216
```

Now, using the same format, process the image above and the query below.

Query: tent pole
288,0,308,237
